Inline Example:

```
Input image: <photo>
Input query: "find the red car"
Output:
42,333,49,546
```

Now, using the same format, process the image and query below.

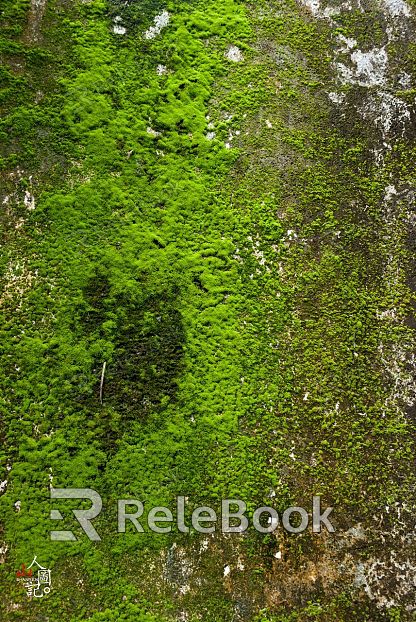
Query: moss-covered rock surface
1,0,416,619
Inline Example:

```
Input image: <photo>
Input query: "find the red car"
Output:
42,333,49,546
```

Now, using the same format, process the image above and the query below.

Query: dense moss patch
0,0,416,619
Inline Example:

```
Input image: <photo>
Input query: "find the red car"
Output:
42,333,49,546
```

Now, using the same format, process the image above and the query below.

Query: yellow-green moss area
0,0,415,620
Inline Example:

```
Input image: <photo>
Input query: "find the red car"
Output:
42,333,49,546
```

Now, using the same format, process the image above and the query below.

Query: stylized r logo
50,488,102,541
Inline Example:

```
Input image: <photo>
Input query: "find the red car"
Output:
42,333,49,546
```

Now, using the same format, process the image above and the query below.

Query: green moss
1,0,415,619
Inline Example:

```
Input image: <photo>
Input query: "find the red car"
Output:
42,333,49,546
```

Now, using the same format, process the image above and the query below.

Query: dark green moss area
1,0,416,620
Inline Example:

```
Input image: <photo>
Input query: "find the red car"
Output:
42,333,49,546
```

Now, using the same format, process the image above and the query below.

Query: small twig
99,362,107,405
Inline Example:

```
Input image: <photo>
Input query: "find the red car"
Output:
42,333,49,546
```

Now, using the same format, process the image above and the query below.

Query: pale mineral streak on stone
290,2,416,611
24,0,47,42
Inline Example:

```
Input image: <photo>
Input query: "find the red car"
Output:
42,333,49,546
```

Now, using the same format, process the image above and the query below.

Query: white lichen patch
384,184,398,202
247,235,272,271
357,91,410,142
323,5,341,16
354,506,416,609
0,259,37,308
147,126,161,137
398,71,412,88
337,47,388,87
336,34,357,52
252,247,267,266
378,341,416,410
328,91,346,104
225,45,244,62
344,524,367,542
0,542,8,563
23,190,35,211
300,0,321,16
299,0,347,19
377,307,398,321
381,0,411,18
164,544,194,598
144,11,170,40
113,17,126,35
